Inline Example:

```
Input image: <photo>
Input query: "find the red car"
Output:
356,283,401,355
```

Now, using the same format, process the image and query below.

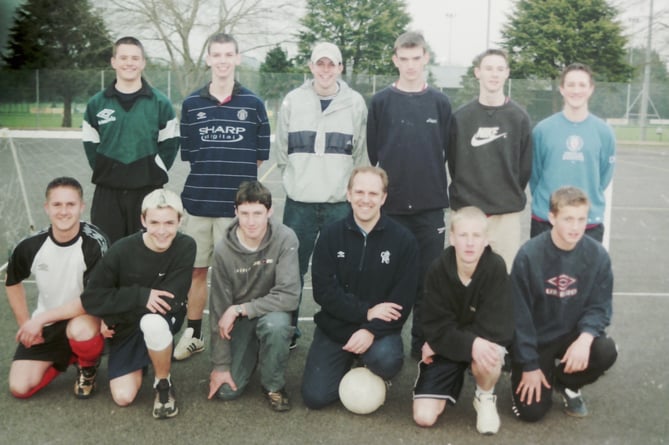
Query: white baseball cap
310,42,342,65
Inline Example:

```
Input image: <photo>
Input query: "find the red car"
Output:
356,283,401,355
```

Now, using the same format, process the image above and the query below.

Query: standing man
301,166,418,410
530,63,616,242
82,36,180,244
208,181,300,412
413,206,513,435
6,177,108,400
367,31,452,358
274,41,368,348
448,49,532,271
510,187,617,421
81,189,196,419
175,32,270,361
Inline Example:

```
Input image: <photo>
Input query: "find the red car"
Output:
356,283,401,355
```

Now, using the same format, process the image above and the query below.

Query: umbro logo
196,112,207,120
545,274,578,298
471,127,507,147
96,108,116,125
337,251,345,258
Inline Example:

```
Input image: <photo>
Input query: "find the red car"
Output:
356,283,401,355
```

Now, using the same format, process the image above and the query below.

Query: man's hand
146,289,174,314
218,306,240,340
208,369,237,399
367,302,402,322
561,332,594,374
472,337,505,374
100,320,115,339
342,329,374,355
421,341,436,364
515,369,551,405
16,318,45,348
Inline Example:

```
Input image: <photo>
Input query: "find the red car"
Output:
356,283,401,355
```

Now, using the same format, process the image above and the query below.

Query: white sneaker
173,327,204,361
473,393,500,435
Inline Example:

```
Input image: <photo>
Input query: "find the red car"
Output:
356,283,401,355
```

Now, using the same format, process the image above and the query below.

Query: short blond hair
347,166,389,193
141,188,184,218
449,206,488,233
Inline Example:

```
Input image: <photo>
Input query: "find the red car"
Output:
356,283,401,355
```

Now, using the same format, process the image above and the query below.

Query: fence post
35,69,40,129
167,70,171,101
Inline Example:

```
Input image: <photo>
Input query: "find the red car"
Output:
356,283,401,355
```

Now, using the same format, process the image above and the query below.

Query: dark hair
393,31,427,54
113,36,145,58
235,181,272,209
549,186,590,214
560,62,593,86
45,176,83,200
207,33,239,54
473,48,508,67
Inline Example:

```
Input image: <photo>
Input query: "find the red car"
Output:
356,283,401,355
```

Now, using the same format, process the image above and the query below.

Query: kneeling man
301,166,418,409
207,181,300,412
510,186,617,421
413,206,513,435
82,188,196,419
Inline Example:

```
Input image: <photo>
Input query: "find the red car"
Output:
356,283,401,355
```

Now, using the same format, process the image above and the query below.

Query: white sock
476,385,494,398
564,387,581,398
154,374,171,388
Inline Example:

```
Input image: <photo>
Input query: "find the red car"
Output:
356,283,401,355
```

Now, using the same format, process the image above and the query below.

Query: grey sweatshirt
209,218,300,372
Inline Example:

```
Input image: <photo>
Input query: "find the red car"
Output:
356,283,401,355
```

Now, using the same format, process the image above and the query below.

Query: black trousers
511,332,618,422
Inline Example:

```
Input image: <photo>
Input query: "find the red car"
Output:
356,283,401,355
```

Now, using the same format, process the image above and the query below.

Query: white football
338,367,386,415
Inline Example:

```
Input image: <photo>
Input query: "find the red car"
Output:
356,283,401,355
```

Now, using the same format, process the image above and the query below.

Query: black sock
188,319,202,339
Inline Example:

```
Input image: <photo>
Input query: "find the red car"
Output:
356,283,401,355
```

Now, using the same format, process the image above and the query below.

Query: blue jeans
301,327,404,409
216,312,294,399
282,198,351,333
388,210,446,354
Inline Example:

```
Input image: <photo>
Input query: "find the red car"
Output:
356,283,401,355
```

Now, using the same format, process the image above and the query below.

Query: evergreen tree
501,0,632,111
259,45,301,113
3,0,112,127
297,0,411,75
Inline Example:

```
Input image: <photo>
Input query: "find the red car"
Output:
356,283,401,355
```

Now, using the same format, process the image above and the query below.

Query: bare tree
100,0,299,99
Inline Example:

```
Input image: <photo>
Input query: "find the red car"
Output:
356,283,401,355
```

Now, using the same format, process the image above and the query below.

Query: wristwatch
235,305,243,317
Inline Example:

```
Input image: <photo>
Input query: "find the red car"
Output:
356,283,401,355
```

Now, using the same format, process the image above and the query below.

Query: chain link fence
2,68,669,141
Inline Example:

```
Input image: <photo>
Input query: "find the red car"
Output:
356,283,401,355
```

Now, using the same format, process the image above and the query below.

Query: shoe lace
267,391,285,405
78,367,96,385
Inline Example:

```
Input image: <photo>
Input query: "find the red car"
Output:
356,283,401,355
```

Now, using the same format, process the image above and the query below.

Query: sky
405,0,514,66
405,0,669,67
2,0,669,68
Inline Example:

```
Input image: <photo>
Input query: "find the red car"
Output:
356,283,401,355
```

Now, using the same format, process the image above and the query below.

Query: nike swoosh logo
158,272,166,277
470,133,507,147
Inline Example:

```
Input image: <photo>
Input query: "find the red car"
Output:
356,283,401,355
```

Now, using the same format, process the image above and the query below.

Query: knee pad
140,314,172,351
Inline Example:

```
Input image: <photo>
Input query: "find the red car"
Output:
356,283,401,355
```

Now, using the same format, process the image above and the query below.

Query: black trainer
555,383,588,417
262,387,291,412
153,379,179,419
74,365,97,399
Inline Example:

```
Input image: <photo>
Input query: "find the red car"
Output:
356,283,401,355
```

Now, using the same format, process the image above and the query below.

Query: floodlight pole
486,0,491,49
446,12,455,64
639,0,653,141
